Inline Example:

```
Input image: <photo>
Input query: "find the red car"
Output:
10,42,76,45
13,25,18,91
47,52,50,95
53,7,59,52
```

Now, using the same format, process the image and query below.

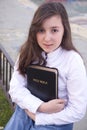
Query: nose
44,32,51,42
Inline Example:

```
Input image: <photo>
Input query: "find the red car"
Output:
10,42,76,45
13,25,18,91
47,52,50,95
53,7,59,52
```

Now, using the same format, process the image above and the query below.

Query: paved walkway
0,0,87,130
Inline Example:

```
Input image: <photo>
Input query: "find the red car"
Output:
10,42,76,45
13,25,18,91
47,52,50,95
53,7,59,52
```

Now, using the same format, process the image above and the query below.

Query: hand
25,109,35,121
37,99,66,114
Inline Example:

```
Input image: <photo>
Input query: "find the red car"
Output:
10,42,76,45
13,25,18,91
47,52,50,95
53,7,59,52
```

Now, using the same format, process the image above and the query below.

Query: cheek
36,34,41,42
54,35,63,46
57,32,64,41
54,35,62,42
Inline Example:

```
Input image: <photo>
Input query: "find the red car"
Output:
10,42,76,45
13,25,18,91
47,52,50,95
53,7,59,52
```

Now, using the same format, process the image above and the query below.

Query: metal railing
0,43,14,107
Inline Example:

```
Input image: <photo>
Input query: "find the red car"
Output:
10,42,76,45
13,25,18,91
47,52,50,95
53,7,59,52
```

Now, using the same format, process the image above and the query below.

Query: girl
4,1,87,130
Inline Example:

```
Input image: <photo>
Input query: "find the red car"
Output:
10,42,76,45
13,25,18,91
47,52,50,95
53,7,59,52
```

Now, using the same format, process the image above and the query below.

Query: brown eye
38,28,45,33
52,28,59,33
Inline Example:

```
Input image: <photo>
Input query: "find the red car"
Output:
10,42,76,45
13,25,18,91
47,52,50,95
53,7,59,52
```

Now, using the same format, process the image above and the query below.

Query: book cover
26,65,58,102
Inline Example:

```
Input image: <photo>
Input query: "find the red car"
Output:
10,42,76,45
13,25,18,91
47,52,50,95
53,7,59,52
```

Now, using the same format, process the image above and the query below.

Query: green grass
0,87,13,127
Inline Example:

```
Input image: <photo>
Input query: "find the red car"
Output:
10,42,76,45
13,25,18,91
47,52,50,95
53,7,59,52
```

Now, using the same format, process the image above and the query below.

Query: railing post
6,58,8,91
9,65,12,81
0,43,14,108
2,54,5,85
0,50,1,79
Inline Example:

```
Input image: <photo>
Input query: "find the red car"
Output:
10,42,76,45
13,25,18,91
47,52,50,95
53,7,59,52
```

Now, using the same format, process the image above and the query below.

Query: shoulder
62,49,86,73
62,49,83,64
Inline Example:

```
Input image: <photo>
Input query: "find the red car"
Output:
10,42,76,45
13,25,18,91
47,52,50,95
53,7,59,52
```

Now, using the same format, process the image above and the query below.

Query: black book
26,65,58,102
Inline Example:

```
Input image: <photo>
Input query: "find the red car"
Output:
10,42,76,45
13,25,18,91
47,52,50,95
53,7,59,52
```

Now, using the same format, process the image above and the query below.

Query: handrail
0,43,14,108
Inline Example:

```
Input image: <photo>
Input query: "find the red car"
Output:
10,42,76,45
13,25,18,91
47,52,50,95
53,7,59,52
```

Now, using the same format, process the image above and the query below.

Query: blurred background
0,0,87,129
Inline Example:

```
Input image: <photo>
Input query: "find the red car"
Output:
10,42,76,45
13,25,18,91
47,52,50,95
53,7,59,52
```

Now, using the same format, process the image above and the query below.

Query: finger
58,99,66,104
25,109,28,113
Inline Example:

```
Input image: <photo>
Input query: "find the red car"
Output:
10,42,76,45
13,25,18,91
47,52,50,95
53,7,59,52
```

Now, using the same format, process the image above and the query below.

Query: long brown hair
18,1,77,75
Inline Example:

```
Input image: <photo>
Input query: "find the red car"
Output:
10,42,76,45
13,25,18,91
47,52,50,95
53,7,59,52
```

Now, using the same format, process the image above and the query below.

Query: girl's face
36,15,64,53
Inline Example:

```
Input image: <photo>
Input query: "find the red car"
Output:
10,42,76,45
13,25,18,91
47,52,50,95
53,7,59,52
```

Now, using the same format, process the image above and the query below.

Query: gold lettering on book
39,80,47,85
33,78,48,85
33,78,39,83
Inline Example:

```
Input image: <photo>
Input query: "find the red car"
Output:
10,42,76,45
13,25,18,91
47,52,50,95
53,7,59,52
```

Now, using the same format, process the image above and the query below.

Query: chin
45,50,53,53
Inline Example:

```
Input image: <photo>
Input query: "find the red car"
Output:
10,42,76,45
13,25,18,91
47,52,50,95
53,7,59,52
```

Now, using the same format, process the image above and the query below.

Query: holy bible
26,65,58,102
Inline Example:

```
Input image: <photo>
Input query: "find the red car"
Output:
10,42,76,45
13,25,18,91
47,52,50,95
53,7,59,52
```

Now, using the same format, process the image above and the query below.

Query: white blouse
9,46,87,125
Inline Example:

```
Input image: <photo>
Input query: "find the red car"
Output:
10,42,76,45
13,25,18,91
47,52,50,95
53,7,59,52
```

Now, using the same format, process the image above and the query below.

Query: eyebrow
51,26,60,28
41,26,60,29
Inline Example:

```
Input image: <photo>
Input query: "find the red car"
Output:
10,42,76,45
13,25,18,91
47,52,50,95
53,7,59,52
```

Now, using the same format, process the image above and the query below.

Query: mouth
43,44,53,47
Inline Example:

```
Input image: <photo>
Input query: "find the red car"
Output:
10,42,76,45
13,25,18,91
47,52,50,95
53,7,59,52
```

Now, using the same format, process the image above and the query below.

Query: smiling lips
44,45,53,50
43,43,53,47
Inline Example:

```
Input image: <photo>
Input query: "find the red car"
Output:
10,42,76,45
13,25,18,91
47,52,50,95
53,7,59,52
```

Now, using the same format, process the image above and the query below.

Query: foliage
0,87,13,127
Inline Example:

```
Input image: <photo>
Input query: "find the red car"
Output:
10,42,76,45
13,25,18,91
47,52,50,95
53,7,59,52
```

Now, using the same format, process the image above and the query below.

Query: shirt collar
42,46,63,61
47,46,63,58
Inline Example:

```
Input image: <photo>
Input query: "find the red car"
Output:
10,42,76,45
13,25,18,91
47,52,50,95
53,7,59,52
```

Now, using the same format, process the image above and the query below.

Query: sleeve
35,53,87,125
9,59,43,113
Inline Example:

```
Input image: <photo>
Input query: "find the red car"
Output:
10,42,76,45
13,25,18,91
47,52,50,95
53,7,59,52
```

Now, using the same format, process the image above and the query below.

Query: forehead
41,15,63,28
